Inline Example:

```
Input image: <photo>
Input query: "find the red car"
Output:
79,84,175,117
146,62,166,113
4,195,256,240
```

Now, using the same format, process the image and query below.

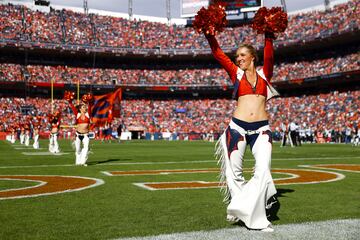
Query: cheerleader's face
80,104,87,113
235,47,255,71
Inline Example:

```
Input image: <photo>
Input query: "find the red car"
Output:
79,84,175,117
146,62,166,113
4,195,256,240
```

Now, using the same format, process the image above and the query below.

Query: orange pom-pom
54,111,61,118
48,113,54,122
252,7,288,34
81,93,93,103
193,4,228,36
48,113,60,123
64,91,75,101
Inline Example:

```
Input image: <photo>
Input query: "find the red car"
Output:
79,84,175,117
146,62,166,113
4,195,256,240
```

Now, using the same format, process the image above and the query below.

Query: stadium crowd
1,90,359,143
0,50,358,85
0,0,358,51
0,0,359,144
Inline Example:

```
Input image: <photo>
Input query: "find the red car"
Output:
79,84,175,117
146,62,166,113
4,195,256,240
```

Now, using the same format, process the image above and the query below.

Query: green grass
0,140,359,240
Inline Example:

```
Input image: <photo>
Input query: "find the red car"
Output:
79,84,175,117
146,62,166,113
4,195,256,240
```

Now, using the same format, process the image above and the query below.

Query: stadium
0,0,359,239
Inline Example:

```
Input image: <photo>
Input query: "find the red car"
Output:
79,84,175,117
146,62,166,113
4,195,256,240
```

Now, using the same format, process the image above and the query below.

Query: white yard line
22,152,69,156
15,148,45,150
0,156,358,169
0,164,74,169
115,219,359,240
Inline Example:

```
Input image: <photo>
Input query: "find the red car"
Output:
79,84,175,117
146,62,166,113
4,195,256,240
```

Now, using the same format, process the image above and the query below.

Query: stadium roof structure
2,0,352,24
3,0,187,25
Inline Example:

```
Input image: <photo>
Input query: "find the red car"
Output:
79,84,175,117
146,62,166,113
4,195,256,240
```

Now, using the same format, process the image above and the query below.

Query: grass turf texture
0,140,359,240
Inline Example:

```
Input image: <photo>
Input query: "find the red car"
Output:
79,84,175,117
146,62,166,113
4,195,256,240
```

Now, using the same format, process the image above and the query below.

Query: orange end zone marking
133,168,345,190
272,169,343,184
301,164,360,173
0,175,104,200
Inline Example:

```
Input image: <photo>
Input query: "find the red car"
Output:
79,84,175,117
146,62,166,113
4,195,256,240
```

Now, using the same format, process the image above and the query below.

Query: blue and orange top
206,34,277,100
69,102,91,124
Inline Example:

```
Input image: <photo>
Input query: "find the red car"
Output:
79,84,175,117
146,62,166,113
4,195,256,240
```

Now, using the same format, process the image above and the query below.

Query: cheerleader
7,125,16,144
24,119,31,147
49,112,61,153
67,93,92,166
32,116,42,149
194,5,287,232
19,123,25,144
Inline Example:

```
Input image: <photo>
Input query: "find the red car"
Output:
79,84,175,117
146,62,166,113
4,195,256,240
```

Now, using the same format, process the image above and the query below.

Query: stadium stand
0,0,359,142
1,89,359,142
0,50,358,85
0,0,358,50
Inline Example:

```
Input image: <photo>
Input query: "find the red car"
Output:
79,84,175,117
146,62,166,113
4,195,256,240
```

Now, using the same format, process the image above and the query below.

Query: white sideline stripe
115,219,360,240
21,152,69,156
15,148,44,150
0,156,359,169
0,164,75,169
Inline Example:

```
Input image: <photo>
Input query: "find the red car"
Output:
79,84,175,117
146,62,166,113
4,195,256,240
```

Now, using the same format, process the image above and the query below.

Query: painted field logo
101,164,358,191
1,164,356,198
0,175,104,200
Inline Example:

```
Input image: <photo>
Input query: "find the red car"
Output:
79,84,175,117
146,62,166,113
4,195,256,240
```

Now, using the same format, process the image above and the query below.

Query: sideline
115,219,359,240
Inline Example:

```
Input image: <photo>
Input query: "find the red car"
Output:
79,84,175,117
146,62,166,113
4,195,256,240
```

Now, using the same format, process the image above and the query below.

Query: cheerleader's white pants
49,133,60,153
24,134,30,146
10,134,16,144
33,134,39,149
75,133,89,165
216,119,276,230
20,133,25,144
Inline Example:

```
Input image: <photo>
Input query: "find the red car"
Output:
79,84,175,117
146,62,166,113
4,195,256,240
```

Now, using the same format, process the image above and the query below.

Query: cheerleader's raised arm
205,34,238,83
263,32,275,81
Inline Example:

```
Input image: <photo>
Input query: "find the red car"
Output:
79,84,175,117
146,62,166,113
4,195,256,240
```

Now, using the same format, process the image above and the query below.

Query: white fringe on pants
215,120,277,229
49,133,60,153
33,134,39,149
74,133,89,165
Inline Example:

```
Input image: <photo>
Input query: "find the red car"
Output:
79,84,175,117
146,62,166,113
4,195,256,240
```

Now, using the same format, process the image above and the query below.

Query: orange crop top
236,73,268,98
76,113,90,124
51,120,60,128
69,102,91,124
206,34,274,99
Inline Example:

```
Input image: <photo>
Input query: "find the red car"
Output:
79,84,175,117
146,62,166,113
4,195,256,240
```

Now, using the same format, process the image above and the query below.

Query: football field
0,140,359,240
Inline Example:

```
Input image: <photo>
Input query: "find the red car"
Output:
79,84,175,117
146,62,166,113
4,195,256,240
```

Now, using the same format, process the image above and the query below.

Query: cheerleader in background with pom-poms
24,117,31,147
193,4,287,232
65,91,93,166
8,124,17,144
32,116,42,149
19,122,25,144
48,111,61,153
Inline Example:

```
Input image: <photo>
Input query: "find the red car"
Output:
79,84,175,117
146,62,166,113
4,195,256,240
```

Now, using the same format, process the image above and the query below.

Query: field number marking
131,168,345,190
0,175,104,200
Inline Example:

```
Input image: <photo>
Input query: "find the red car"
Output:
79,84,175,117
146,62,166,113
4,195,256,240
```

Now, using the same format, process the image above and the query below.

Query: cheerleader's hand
265,32,276,39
